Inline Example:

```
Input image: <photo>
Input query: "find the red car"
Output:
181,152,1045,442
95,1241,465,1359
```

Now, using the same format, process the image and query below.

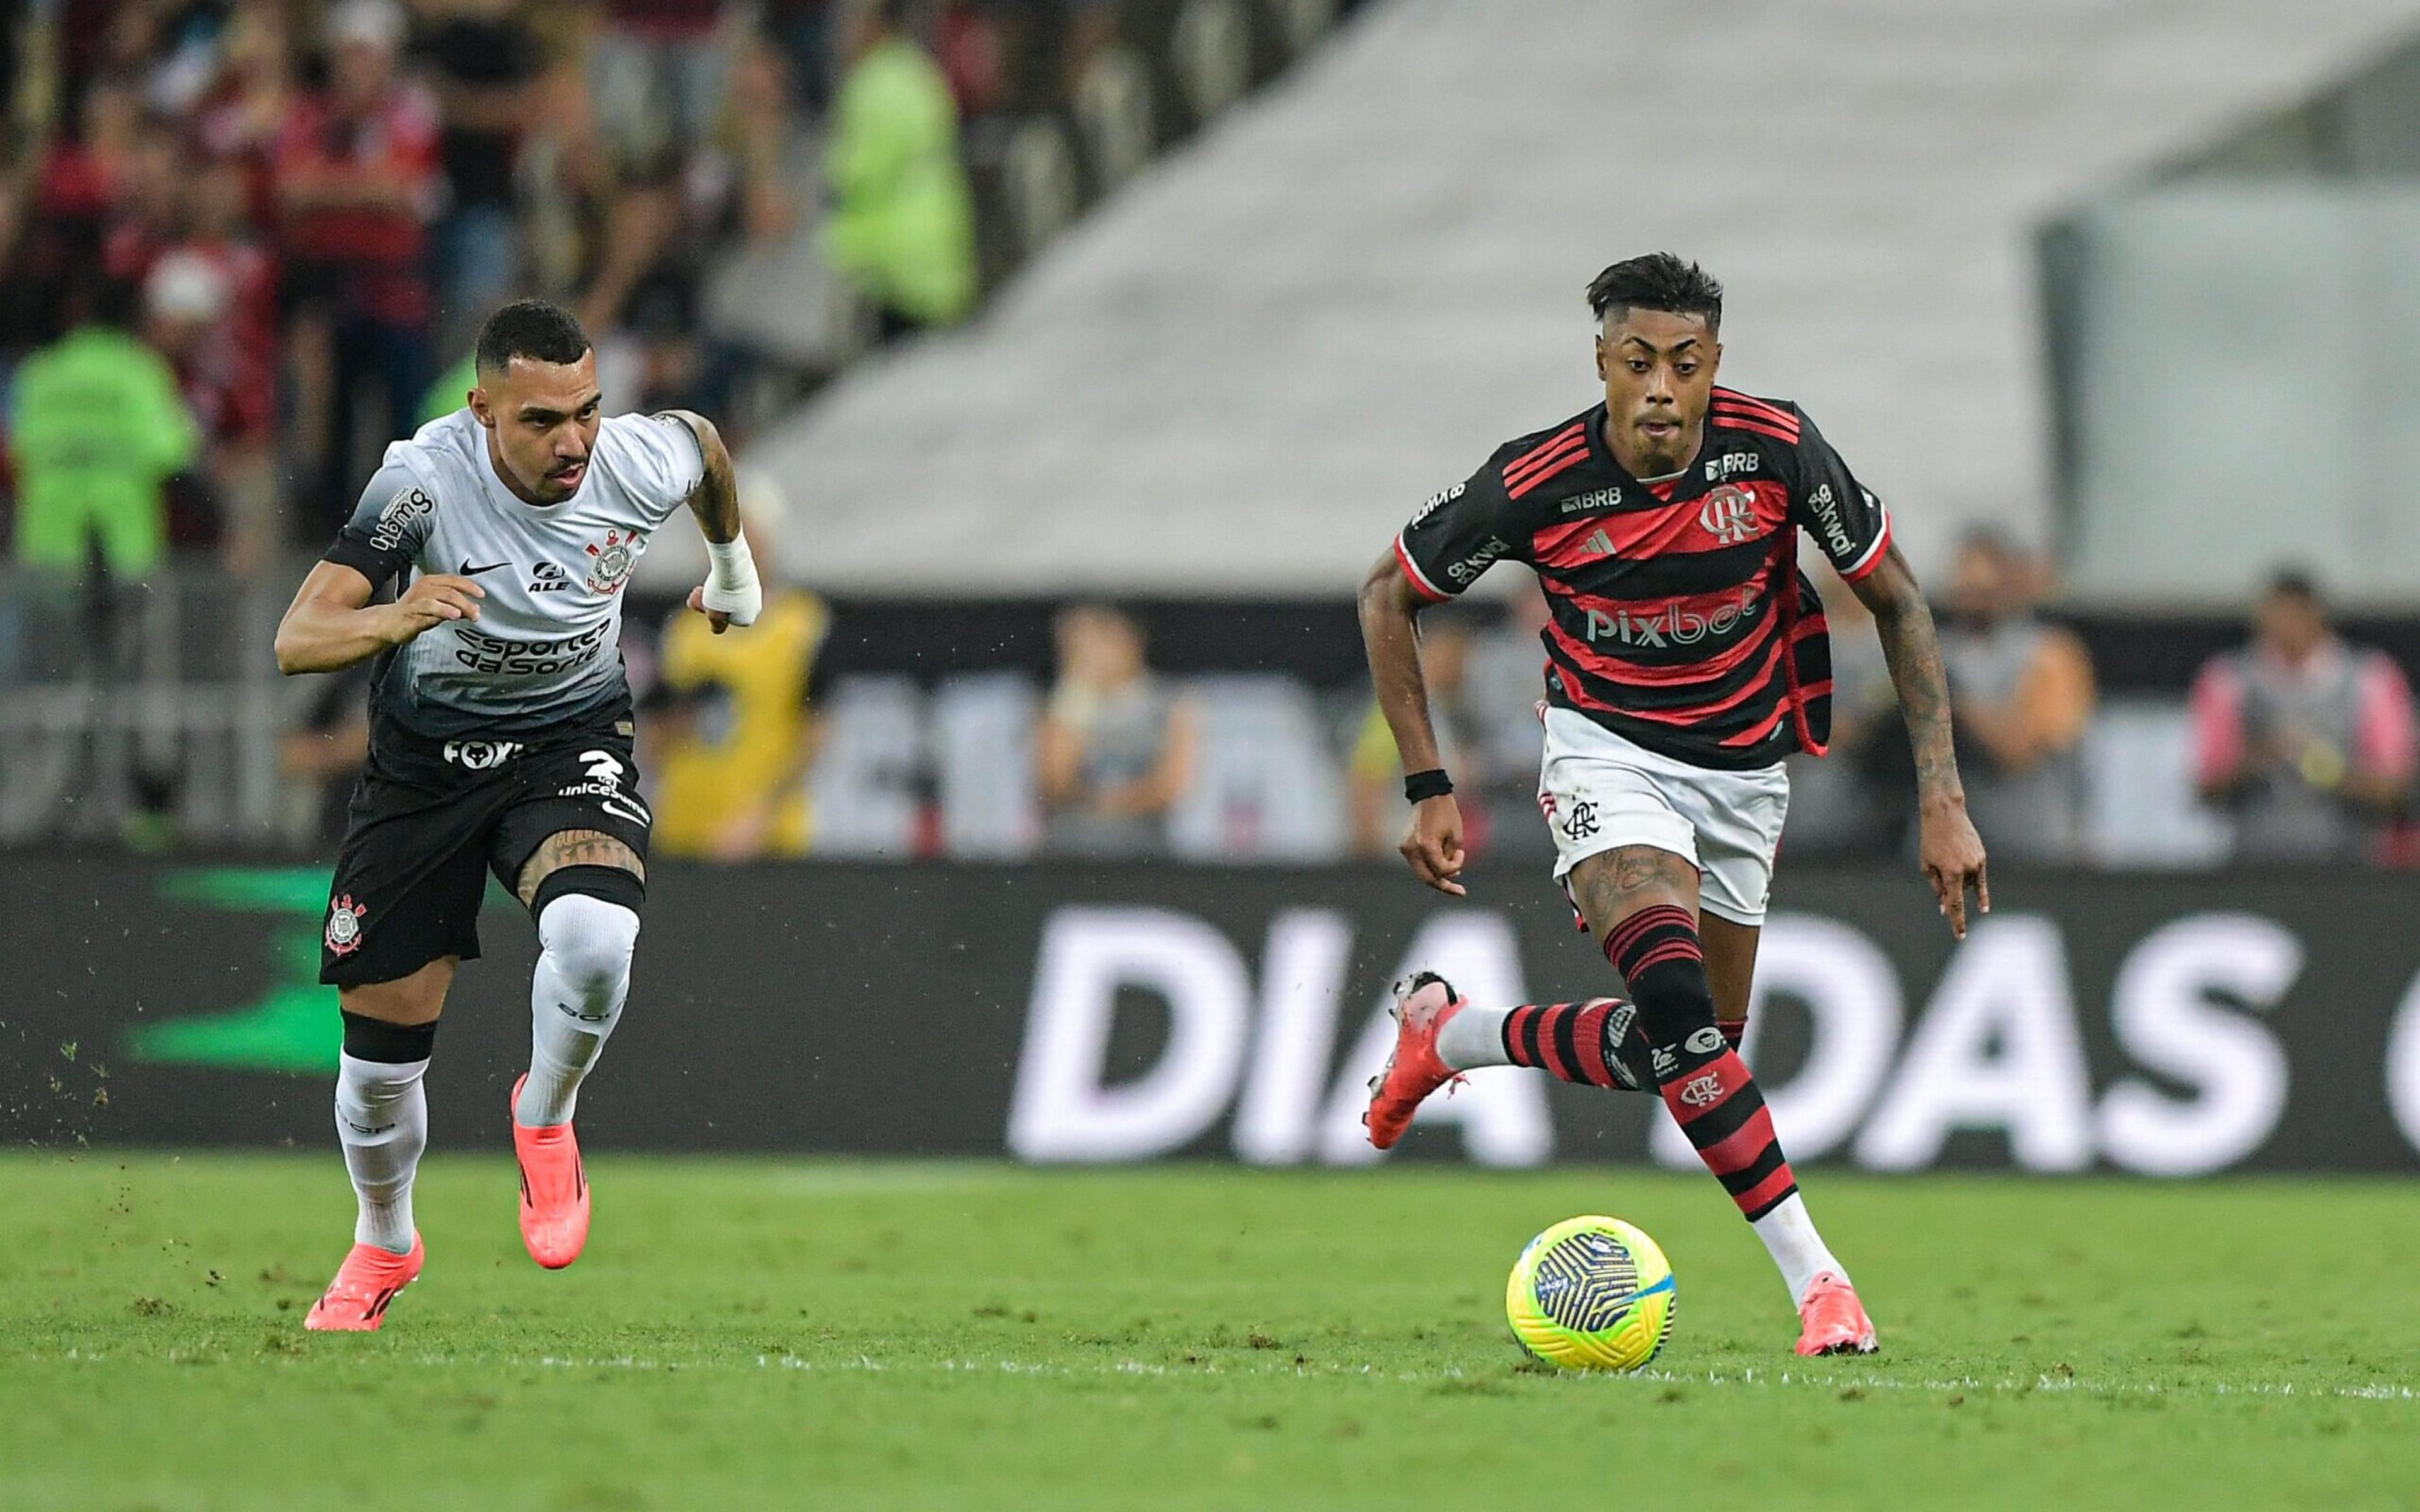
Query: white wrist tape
701,536,762,626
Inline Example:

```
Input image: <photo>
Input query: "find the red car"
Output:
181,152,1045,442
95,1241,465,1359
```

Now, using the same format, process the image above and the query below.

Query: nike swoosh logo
460,560,510,576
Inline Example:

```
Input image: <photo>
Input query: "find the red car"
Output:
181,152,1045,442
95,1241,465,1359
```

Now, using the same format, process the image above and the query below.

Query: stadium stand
6,0,2419,868
743,0,2420,594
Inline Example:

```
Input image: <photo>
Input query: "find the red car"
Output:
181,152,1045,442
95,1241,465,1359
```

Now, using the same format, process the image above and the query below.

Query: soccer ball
1505,1215,1676,1371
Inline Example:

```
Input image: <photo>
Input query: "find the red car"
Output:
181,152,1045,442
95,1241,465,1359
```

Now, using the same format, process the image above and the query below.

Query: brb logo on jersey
1697,484,1762,546
583,529,645,595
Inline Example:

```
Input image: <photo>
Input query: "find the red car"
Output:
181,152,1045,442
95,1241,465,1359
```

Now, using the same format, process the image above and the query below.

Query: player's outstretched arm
664,409,761,635
273,561,485,676
1850,543,1989,937
1357,549,1466,896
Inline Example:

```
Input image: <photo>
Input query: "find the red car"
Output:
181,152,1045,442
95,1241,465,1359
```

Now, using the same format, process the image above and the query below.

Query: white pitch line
505,1353,2419,1402
30,1349,2420,1403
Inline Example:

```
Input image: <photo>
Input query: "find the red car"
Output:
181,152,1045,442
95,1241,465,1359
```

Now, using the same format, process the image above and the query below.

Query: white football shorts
1536,706,1790,927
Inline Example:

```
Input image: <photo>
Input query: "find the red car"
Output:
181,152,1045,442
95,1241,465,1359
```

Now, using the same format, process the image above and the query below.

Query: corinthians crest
325,894,367,956
583,529,645,594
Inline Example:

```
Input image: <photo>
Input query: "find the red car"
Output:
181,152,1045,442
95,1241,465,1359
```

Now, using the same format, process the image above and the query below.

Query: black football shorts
319,700,652,987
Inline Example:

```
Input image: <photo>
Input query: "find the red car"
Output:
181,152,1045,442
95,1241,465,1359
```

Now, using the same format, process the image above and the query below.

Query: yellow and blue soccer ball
1506,1215,1676,1370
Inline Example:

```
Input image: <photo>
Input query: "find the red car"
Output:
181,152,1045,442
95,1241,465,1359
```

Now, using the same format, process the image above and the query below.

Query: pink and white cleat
1794,1271,1879,1356
303,1234,424,1332
512,1074,590,1269
1363,972,1467,1150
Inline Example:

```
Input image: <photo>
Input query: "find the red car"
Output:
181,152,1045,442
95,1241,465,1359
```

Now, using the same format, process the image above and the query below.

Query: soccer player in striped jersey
1358,254,1988,1357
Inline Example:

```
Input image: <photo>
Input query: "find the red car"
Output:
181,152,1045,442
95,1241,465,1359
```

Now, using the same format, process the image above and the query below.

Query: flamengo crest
584,529,645,594
1698,484,1761,546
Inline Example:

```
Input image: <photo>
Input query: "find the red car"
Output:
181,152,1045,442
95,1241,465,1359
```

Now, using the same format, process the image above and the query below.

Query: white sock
1434,1004,1512,1070
335,1053,429,1254
1751,1190,1847,1305
514,893,640,1127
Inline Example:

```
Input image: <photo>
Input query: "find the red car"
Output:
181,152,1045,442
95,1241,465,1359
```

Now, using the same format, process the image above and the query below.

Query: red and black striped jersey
1395,389,1891,772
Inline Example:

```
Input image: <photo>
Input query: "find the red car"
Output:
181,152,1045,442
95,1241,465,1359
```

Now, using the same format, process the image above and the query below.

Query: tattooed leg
516,828,645,908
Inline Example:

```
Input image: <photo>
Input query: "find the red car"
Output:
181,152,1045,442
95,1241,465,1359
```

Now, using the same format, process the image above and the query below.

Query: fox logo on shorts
325,895,368,956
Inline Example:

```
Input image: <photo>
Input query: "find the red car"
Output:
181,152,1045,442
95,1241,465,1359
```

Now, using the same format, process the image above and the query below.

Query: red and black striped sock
1603,903,1798,1222
1499,999,1639,1091
1657,1048,1798,1220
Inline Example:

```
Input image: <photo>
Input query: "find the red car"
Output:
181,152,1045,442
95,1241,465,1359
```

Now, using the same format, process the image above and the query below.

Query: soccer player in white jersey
272,300,763,1331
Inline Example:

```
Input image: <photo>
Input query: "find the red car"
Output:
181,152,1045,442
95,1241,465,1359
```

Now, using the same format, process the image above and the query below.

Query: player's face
2256,591,2327,662
471,354,604,505
1594,309,1719,476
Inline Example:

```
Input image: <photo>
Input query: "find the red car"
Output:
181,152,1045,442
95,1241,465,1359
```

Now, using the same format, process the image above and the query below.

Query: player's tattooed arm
1359,547,1465,896
1856,547,1960,797
663,410,761,633
662,410,740,544
1851,543,1991,937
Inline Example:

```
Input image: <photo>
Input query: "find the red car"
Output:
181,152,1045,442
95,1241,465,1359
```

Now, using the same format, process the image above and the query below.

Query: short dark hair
2264,567,2322,605
474,299,591,376
1957,527,2023,563
1587,253,1724,333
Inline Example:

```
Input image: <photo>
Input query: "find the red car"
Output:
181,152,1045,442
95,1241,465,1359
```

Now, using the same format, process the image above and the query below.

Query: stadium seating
747,0,2420,594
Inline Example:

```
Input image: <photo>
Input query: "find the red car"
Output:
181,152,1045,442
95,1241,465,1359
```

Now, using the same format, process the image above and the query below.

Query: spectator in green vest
422,350,478,427
9,278,200,580
824,0,979,333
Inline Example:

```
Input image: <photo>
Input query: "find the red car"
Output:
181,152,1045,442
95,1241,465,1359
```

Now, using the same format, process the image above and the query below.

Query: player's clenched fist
383,574,485,643
1400,794,1469,898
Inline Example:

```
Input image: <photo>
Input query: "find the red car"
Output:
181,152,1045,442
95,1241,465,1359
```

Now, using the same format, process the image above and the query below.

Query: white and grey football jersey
325,408,704,738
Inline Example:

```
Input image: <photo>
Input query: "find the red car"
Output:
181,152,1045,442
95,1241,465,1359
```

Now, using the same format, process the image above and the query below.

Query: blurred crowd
3,2,2410,869
0,0,1127,578
271,540,2420,869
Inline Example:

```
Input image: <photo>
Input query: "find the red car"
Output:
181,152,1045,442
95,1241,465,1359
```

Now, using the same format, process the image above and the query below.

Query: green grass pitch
3,1154,2416,1509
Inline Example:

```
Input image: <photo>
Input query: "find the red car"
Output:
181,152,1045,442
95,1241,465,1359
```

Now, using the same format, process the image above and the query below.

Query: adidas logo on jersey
529,562,573,593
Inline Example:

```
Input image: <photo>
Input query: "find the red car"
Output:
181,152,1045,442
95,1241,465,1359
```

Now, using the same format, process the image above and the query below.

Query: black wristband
1403,769,1455,804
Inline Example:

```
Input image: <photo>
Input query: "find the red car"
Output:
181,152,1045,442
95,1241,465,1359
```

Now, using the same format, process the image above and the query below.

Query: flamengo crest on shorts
326,894,368,956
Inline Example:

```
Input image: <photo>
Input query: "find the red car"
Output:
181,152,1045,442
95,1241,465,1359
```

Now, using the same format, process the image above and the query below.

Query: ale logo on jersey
325,894,367,956
584,529,645,595
1698,485,1761,546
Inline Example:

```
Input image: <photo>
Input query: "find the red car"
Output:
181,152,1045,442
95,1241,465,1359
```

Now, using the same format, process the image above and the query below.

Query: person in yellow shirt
648,479,830,858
